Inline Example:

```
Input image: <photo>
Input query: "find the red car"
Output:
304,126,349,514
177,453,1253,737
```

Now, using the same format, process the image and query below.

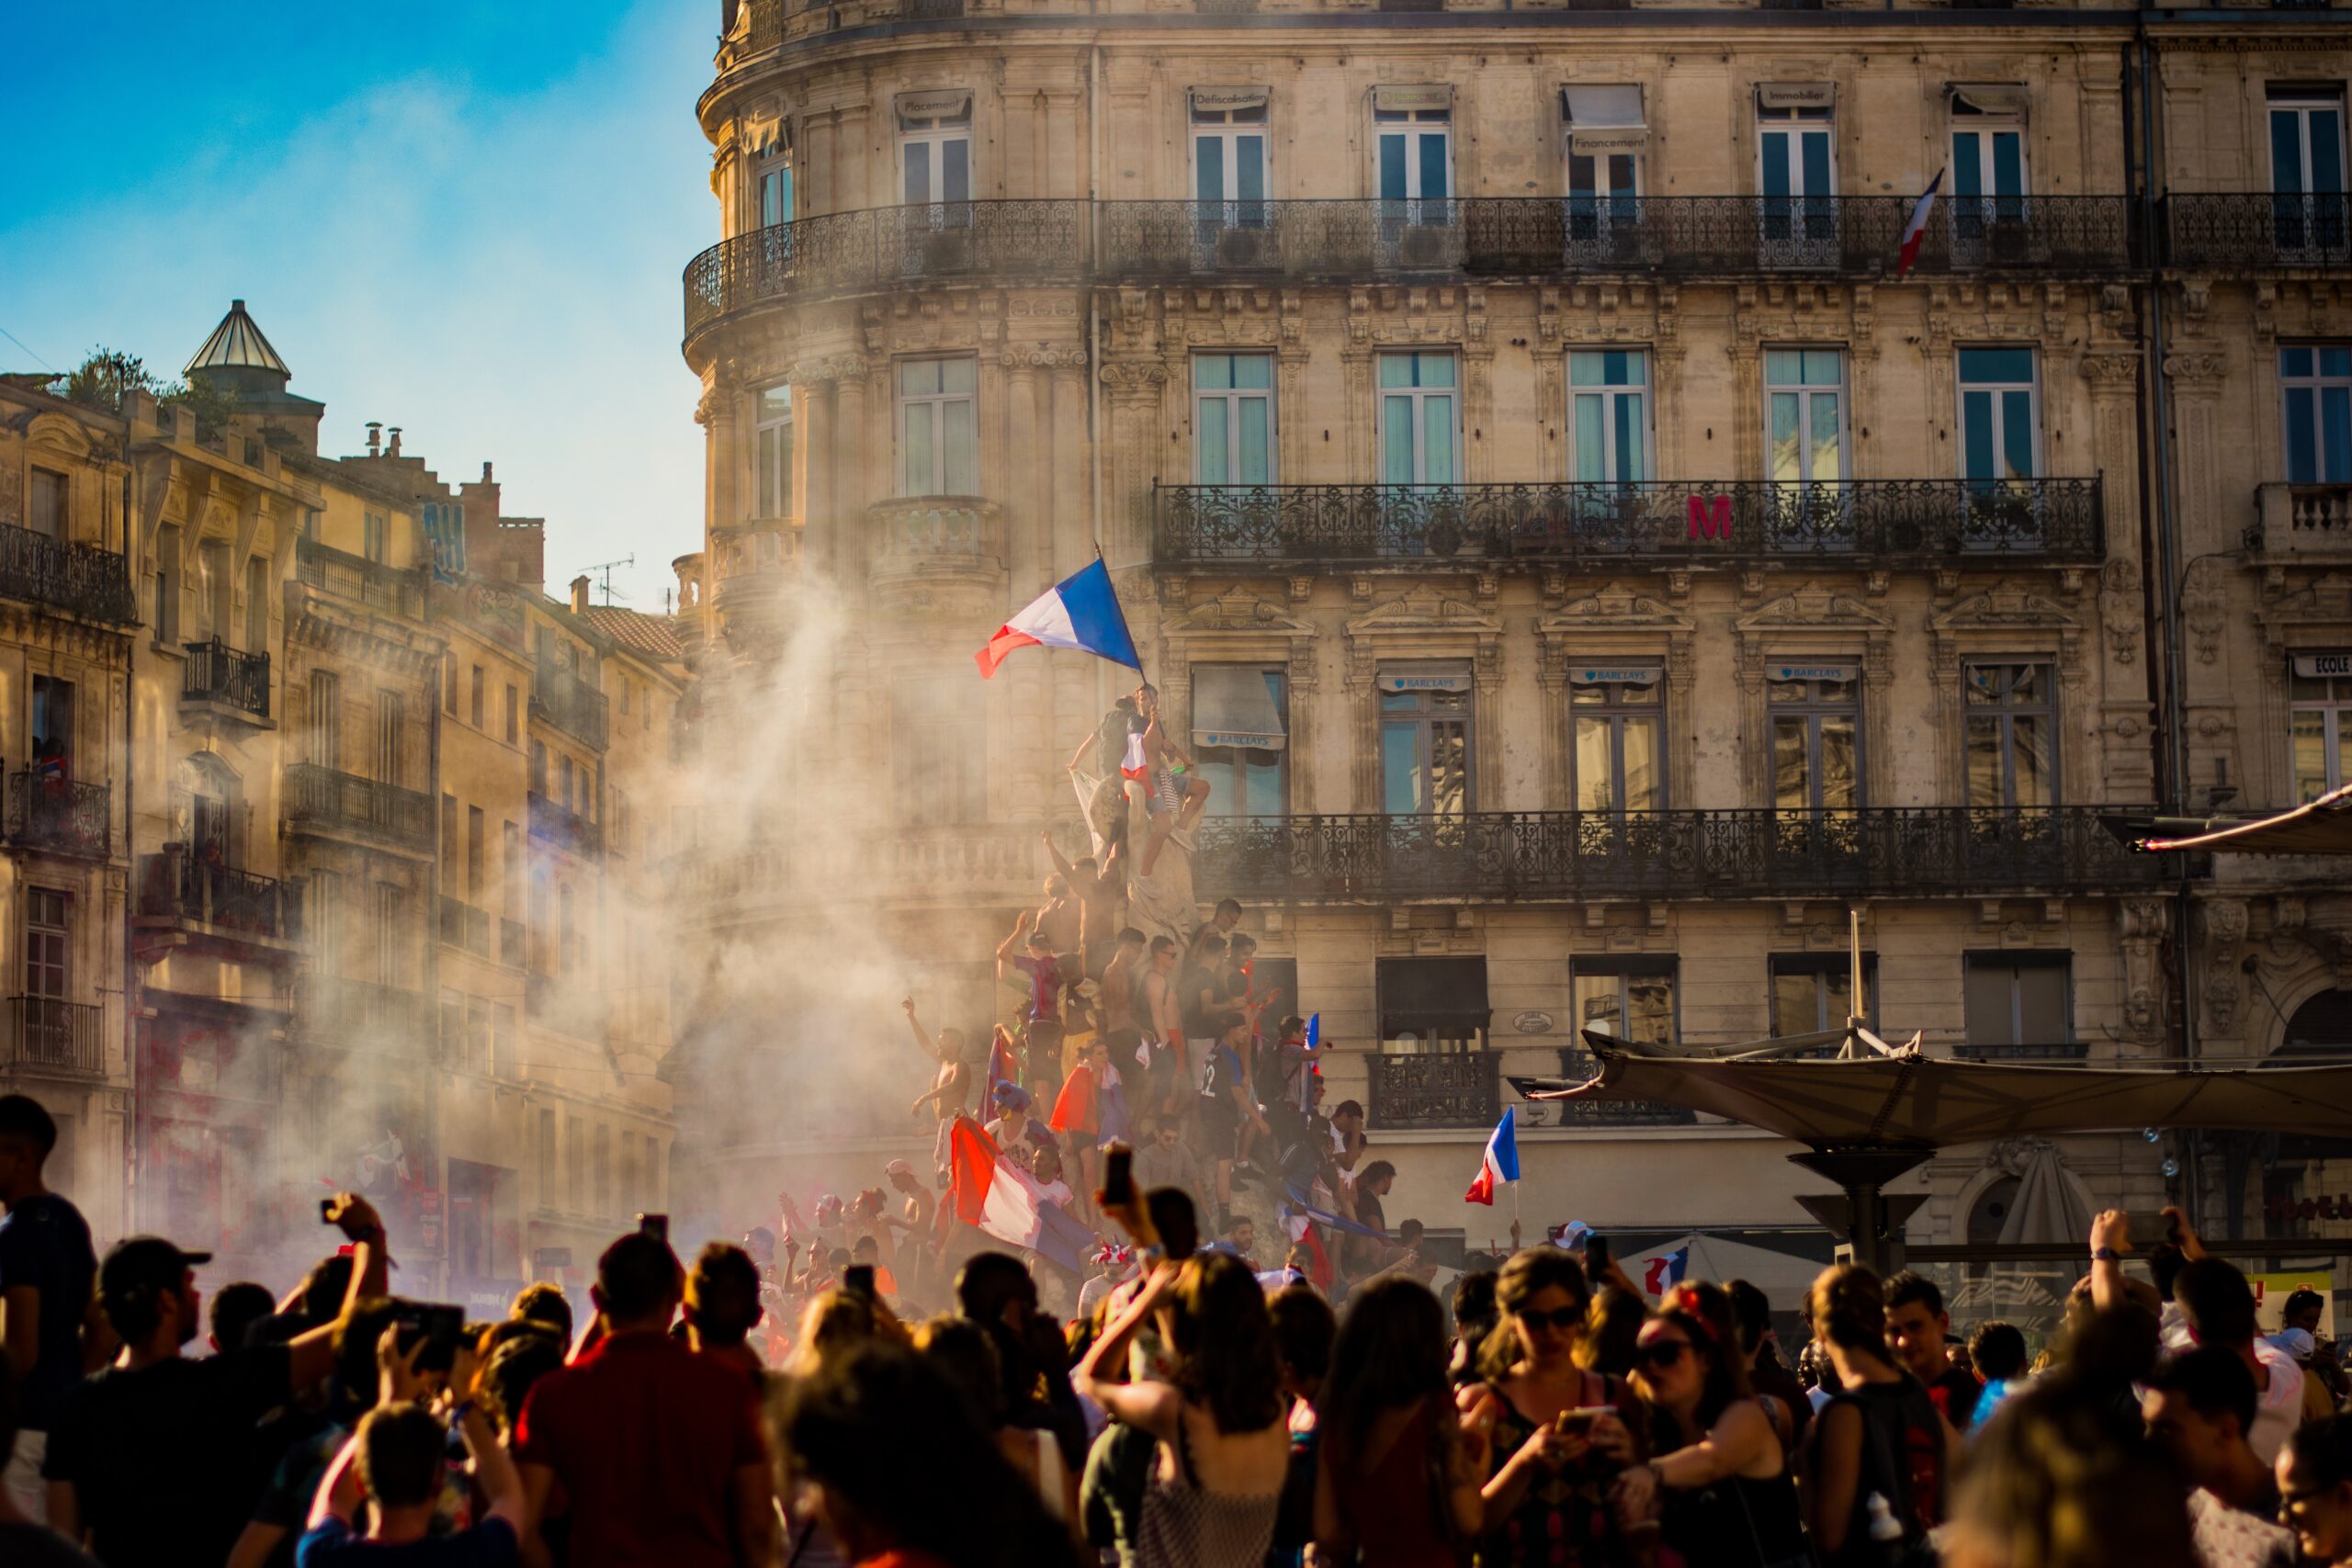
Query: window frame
1376,351,1461,487
2281,345,2352,486
899,109,973,207
1193,353,1277,488
1192,98,1272,221
1567,660,1667,815
1569,955,1679,1050
1962,659,2058,809
1566,348,1654,487
1962,951,2074,1049
895,356,978,498
24,886,69,1002
1763,347,1850,485
1765,660,1864,812
754,384,795,519
28,468,66,540
2270,90,2348,198
1191,664,1290,818
1956,346,2041,485
1373,105,1453,207
1769,952,1877,1037
2289,652,2352,801
1377,664,1474,818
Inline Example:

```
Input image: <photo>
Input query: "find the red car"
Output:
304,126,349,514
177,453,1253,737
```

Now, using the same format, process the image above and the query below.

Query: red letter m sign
1687,494,1732,541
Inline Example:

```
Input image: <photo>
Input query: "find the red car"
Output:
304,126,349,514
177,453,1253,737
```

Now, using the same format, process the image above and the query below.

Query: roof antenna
577,556,635,606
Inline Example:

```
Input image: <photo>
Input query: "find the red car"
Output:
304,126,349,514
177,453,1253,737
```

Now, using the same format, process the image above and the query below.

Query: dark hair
356,1403,447,1509
481,1331,563,1437
853,1235,880,1257
1117,927,1147,947
1645,1282,1754,1443
1478,1247,1592,1380
334,1299,406,1412
915,1314,1008,1427
1228,933,1257,955
1198,935,1228,960
2287,1288,2328,1322
1579,1286,1648,1379
1318,1277,1455,1494
1724,1278,1772,1355
2287,1416,2352,1492
209,1281,276,1351
1169,1253,1284,1434
1360,1160,1396,1186
1969,1320,2030,1382
2175,1258,2258,1348
689,1243,764,1348
597,1233,684,1324
1397,1218,1426,1244
2146,1346,2259,1438
1149,936,1177,957
775,1342,1084,1568
1452,1271,1499,1339
955,1252,1038,1325
1950,1379,2196,1568
1215,898,1242,918
1806,1264,1898,1371
1334,1100,1363,1120
511,1281,574,1344
301,1255,356,1325
1269,1284,1336,1387
1145,1186,1199,1258
1884,1269,1946,1319
0,1094,57,1156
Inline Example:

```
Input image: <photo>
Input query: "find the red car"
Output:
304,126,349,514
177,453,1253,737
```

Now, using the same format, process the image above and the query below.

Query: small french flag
976,558,1144,679
1895,169,1944,280
1644,1246,1690,1296
1464,1106,1521,1207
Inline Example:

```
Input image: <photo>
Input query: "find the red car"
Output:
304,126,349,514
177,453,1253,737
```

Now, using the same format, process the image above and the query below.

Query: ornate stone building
670,0,2352,1279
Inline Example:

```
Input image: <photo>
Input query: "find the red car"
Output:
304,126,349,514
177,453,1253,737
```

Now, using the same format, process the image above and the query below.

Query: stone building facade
671,0,2352,1269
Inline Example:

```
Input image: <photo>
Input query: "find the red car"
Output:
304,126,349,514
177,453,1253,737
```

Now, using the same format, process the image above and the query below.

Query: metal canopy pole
1790,1145,1934,1278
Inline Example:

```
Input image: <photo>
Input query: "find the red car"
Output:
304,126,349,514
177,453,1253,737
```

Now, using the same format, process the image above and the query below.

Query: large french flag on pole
1895,169,1944,280
976,558,1144,678
1464,1106,1521,1206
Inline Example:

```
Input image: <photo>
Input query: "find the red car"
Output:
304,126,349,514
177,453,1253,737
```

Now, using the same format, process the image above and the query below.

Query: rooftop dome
184,299,290,381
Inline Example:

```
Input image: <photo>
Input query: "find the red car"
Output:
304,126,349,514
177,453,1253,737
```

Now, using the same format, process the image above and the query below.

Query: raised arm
996,910,1034,973
286,1194,388,1390
2089,1208,2132,1314
1042,832,1078,882
1074,1260,1182,1436
902,997,940,1060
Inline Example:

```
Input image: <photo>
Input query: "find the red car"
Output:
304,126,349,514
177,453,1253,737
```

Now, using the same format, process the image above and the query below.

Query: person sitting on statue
1133,684,1210,878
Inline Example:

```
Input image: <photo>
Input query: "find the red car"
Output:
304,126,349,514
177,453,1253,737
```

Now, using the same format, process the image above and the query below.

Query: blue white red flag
976,558,1144,678
1464,1107,1520,1206
1896,170,1944,279
947,1116,1095,1274
1644,1246,1690,1296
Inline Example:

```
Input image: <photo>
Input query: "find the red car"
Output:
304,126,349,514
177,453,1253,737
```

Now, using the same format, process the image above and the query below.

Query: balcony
865,496,1007,606
529,791,603,859
1197,807,2172,904
1952,1041,2091,1063
501,917,525,967
1157,478,2103,572
1372,1049,1500,1131
438,896,492,959
667,826,1038,913
532,660,608,750
181,638,270,718
296,975,434,1057
2166,193,2352,271
5,997,101,1077
2255,481,2352,560
0,524,137,624
684,197,2138,337
283,763,435,853
7,773,108,858
295,536,424,619
138,852,301,943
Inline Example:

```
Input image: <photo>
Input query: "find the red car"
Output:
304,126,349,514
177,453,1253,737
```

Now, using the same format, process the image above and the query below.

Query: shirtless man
1134,684,1211,877
1043,832,1125,978
1099,927,1148,1051
1035,874,1082,959
903,997,971,1182
1137,934,1184,1121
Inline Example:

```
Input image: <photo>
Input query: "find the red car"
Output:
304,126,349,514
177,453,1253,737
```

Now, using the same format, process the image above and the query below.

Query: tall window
898,358,976,496
1567,350,1651,486
245,557,268,651
1770,953,1874,1037
376,690,402,786
593,1123,611,1215
755,386,795,519
153,524,180,642
899,97,972,206
467,806,485,897
364,513,388,564
310,671,340,769
31,676,74,777
198,543,231,642
441,795,458,884
469,667,485,728
1375,956,1488,1054
619,1131,639,1216
1964,660,2055,808
1951,91,2028,231
1194,355,1274,487
1193,93,1270,224
1768,660,1860,811
2271,86,2347,254
311,871,343,976
504,683,519,744
566,1116,584,1210
1379,666,1471,817
1964,953,2071,1049
376,883,405,987
25,888,68,1003
1190,666,1288,817
1572,958,1677,1047
1958,347,2039,484
28,469,64,540
1374,96,1452,212
1564,86,1645,209
2282,346,2352,485
503,820,522,918
1379,353,1458,486
443,655,458,716
492,1002,516,1076
891,677,985,825
1569,662,1663,814
753,129,793,227
1757,95,1836,251
537,1109,556,1199
558,885,576,973
1765,349,1848,485
2290,652,2352,800
530,740,547,795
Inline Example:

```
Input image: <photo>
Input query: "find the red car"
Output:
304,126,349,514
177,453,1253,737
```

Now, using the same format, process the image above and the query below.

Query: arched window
2280,989,2352,1062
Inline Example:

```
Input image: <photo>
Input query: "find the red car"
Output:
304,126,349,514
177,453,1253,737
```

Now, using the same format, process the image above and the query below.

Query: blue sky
2,2,717,613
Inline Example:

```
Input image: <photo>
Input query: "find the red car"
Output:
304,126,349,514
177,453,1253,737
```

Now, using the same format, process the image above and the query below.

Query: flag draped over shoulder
947,1116,1095,1274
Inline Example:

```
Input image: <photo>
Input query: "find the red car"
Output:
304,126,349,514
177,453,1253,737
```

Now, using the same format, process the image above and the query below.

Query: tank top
1478,1374,1641,1568
1136,1404,1283,1568
1328,1397,1459,1568
1807,1375,1945,1568
1660,1465,1809,1568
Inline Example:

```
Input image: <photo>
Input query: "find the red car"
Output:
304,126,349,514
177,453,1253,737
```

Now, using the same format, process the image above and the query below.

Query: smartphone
1584,1234,1611,1270
842,1264,876,1300
394,1302,468,1374
1557,1405,1618,1434
1101,1145,1136,1209
637,1213,669,1243
319,1197,337,1224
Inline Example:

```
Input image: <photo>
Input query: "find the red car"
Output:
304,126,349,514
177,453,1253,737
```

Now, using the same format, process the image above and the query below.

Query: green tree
158,377,241,443
61,347,153,415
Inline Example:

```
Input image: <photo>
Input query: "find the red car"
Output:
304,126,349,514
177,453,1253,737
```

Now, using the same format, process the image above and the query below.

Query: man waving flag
1895,169,1944,280
976,558,1143,678
1464,1106,1520,1206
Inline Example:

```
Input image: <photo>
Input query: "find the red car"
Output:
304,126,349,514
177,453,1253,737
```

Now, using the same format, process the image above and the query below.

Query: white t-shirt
2249,1338,2306,1467
2187,1488,2297,1568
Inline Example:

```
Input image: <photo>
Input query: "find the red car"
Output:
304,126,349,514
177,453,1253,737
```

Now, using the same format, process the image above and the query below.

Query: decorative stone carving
2117,897,2170,1044
2202,898,2249,1031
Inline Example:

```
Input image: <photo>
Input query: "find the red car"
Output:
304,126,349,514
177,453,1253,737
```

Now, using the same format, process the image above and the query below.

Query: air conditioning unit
1215,226,1271,269
1398,225,1452,269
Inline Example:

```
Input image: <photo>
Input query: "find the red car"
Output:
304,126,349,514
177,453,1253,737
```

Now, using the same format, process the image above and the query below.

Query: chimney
366,422,382,456
481,462,493,482
571,574,592,615
386,426,402,457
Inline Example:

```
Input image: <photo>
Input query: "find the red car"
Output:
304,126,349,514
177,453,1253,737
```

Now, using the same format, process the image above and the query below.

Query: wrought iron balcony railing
684,196,2140,335
532,660,609,750
2166,193,2352,270
182,638,270,717
138,852,301,942
7,997,100,1076
0,524,137,624
1541,1050,1700,1125
1197,807,2170,903
529,791,604,859
1952,1041,2091,1063
283,763,435,852
294,536,424,618
7,773,108,858
1372,1049,1500,1130
1156,478,2102,570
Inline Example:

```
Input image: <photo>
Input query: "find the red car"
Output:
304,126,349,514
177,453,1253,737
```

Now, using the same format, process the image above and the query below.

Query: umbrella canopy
1618,1232,1830,1303
2109,782,2352,856
1517,1043,2352,1148
1996,1144,2097,1247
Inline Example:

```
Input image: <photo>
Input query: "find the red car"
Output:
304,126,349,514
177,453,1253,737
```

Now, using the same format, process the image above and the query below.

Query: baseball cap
885,1159,916,1179
98,1236,211,1312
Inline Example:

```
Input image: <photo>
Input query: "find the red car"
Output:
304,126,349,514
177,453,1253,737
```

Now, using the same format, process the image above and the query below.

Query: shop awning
1378,956,1490,1039
1192,666,1286,751
1562,85,1647,155
2107,782,2352,856
1950,84,2030,118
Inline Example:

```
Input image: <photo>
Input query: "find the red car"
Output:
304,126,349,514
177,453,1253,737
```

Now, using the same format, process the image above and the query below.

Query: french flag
1895,169,1943,279
1464,1106,1521,1206
1644,1247,1690,1296
976,558,1144,679
947,1116,1095,1274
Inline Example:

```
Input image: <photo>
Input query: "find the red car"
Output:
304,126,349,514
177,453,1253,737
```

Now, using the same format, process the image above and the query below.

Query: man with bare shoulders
1099,928,1146,1046
1035,874,1081,961
1042,833,1124,979
903,998,970,1184
1137,935,1183,1121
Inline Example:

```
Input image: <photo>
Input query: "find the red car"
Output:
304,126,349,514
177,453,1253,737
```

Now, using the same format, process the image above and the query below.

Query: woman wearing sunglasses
1610,1282,1809,1568
1456,1247,1645,1568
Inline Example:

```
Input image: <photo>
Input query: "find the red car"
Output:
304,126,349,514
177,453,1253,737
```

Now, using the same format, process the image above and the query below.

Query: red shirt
514,1331,766,1568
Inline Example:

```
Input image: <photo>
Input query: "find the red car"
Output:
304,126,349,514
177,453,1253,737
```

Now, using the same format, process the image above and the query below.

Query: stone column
1048,350,1090,579
798,377,837,583
1003,354,1043,589
1098,361,1168,569
832,363,871,592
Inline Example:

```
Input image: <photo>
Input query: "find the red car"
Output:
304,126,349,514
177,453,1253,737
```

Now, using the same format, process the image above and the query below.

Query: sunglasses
1634,1340,1692,1371
1516,1305,1583,1332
